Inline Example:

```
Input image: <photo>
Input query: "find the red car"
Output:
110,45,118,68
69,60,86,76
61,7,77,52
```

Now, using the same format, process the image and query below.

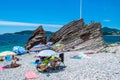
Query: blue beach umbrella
13,46,26,55
46,42,53,47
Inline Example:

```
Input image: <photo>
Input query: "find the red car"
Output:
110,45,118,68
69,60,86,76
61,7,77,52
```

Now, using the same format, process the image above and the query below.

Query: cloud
0,20,63,28
103,19,111,22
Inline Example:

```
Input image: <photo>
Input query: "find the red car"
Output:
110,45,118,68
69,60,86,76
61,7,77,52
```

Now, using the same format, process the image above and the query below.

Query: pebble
0,51,120,80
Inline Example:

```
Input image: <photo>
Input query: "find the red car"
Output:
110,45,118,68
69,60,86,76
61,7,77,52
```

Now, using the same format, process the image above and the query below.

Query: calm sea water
0,34,31,52
103,35,120,44
0,34,120,52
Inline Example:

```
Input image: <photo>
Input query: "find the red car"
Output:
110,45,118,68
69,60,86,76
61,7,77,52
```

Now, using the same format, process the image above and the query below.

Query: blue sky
82,0,120,29
0,0,119,34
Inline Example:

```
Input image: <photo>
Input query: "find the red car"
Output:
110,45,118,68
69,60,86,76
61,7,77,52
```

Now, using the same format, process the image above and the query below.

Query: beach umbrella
30,44,50,53
13,46,26,54
46,42,53,47
33,44,46,48
53,44,64,50
37,50,58,57
0,51,16,57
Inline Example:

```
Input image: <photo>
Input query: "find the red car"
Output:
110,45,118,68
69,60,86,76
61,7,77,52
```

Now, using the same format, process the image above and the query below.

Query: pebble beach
0,50,120,80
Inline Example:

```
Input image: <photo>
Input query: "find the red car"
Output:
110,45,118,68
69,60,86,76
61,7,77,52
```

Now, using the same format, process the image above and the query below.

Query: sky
0,0,119,34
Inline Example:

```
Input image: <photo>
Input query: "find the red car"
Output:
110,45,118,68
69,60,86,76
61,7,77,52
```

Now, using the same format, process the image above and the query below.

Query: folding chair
59,53,65,66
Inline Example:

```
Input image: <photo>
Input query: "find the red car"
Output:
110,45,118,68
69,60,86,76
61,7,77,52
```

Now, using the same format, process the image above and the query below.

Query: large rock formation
25,26,46,50
25,19,104,51
49,19,104,50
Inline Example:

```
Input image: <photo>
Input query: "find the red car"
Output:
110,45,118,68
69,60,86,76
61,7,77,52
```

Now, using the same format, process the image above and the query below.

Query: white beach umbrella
0,51,16,57
37,50,58,57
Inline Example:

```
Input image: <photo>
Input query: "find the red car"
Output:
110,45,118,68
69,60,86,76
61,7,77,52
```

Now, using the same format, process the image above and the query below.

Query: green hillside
102,27,120,35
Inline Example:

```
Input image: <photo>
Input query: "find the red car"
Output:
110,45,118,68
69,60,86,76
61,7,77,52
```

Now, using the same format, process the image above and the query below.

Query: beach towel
30,59,41,65
70,53,91,59
24,71,39,80
70,55,82,59
0,66,5,70
30,62,38,65
2,65,11,69
70,56,82,59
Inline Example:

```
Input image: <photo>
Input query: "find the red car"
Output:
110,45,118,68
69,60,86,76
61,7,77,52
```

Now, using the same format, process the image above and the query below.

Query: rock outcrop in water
49,19,104,50
25,19,104,51
25,26,46,50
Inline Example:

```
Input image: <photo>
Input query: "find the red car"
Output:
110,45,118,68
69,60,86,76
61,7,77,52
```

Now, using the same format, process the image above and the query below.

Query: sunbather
36,57,49,72
49,56,61,68
10,55,20,68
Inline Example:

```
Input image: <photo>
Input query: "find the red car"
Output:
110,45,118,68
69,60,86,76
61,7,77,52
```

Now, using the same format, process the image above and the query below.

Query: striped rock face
49,19,104,50
25,26,46,50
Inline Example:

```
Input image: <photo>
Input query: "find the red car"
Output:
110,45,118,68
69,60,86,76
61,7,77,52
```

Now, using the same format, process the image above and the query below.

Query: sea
0,34,120,52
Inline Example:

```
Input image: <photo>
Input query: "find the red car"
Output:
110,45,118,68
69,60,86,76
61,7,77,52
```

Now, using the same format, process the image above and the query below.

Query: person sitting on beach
10,55,20,68
36,57,49,72
49,56,61,68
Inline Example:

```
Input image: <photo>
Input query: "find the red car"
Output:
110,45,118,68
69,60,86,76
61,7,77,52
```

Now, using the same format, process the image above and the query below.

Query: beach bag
0,57,4,61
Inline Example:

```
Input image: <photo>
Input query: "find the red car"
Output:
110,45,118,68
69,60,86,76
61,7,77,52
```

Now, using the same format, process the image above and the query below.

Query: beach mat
70,55,82,59
30,60,40,65
0,65,10,70
70,56,81,59
0,66,5,70
30,62,38,65
24,71,39,80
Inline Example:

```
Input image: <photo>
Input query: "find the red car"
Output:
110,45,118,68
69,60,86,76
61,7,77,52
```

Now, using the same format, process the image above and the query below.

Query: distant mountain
14,30,54,38
102,27,120,35
2,27,120,36
14,30,33,34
